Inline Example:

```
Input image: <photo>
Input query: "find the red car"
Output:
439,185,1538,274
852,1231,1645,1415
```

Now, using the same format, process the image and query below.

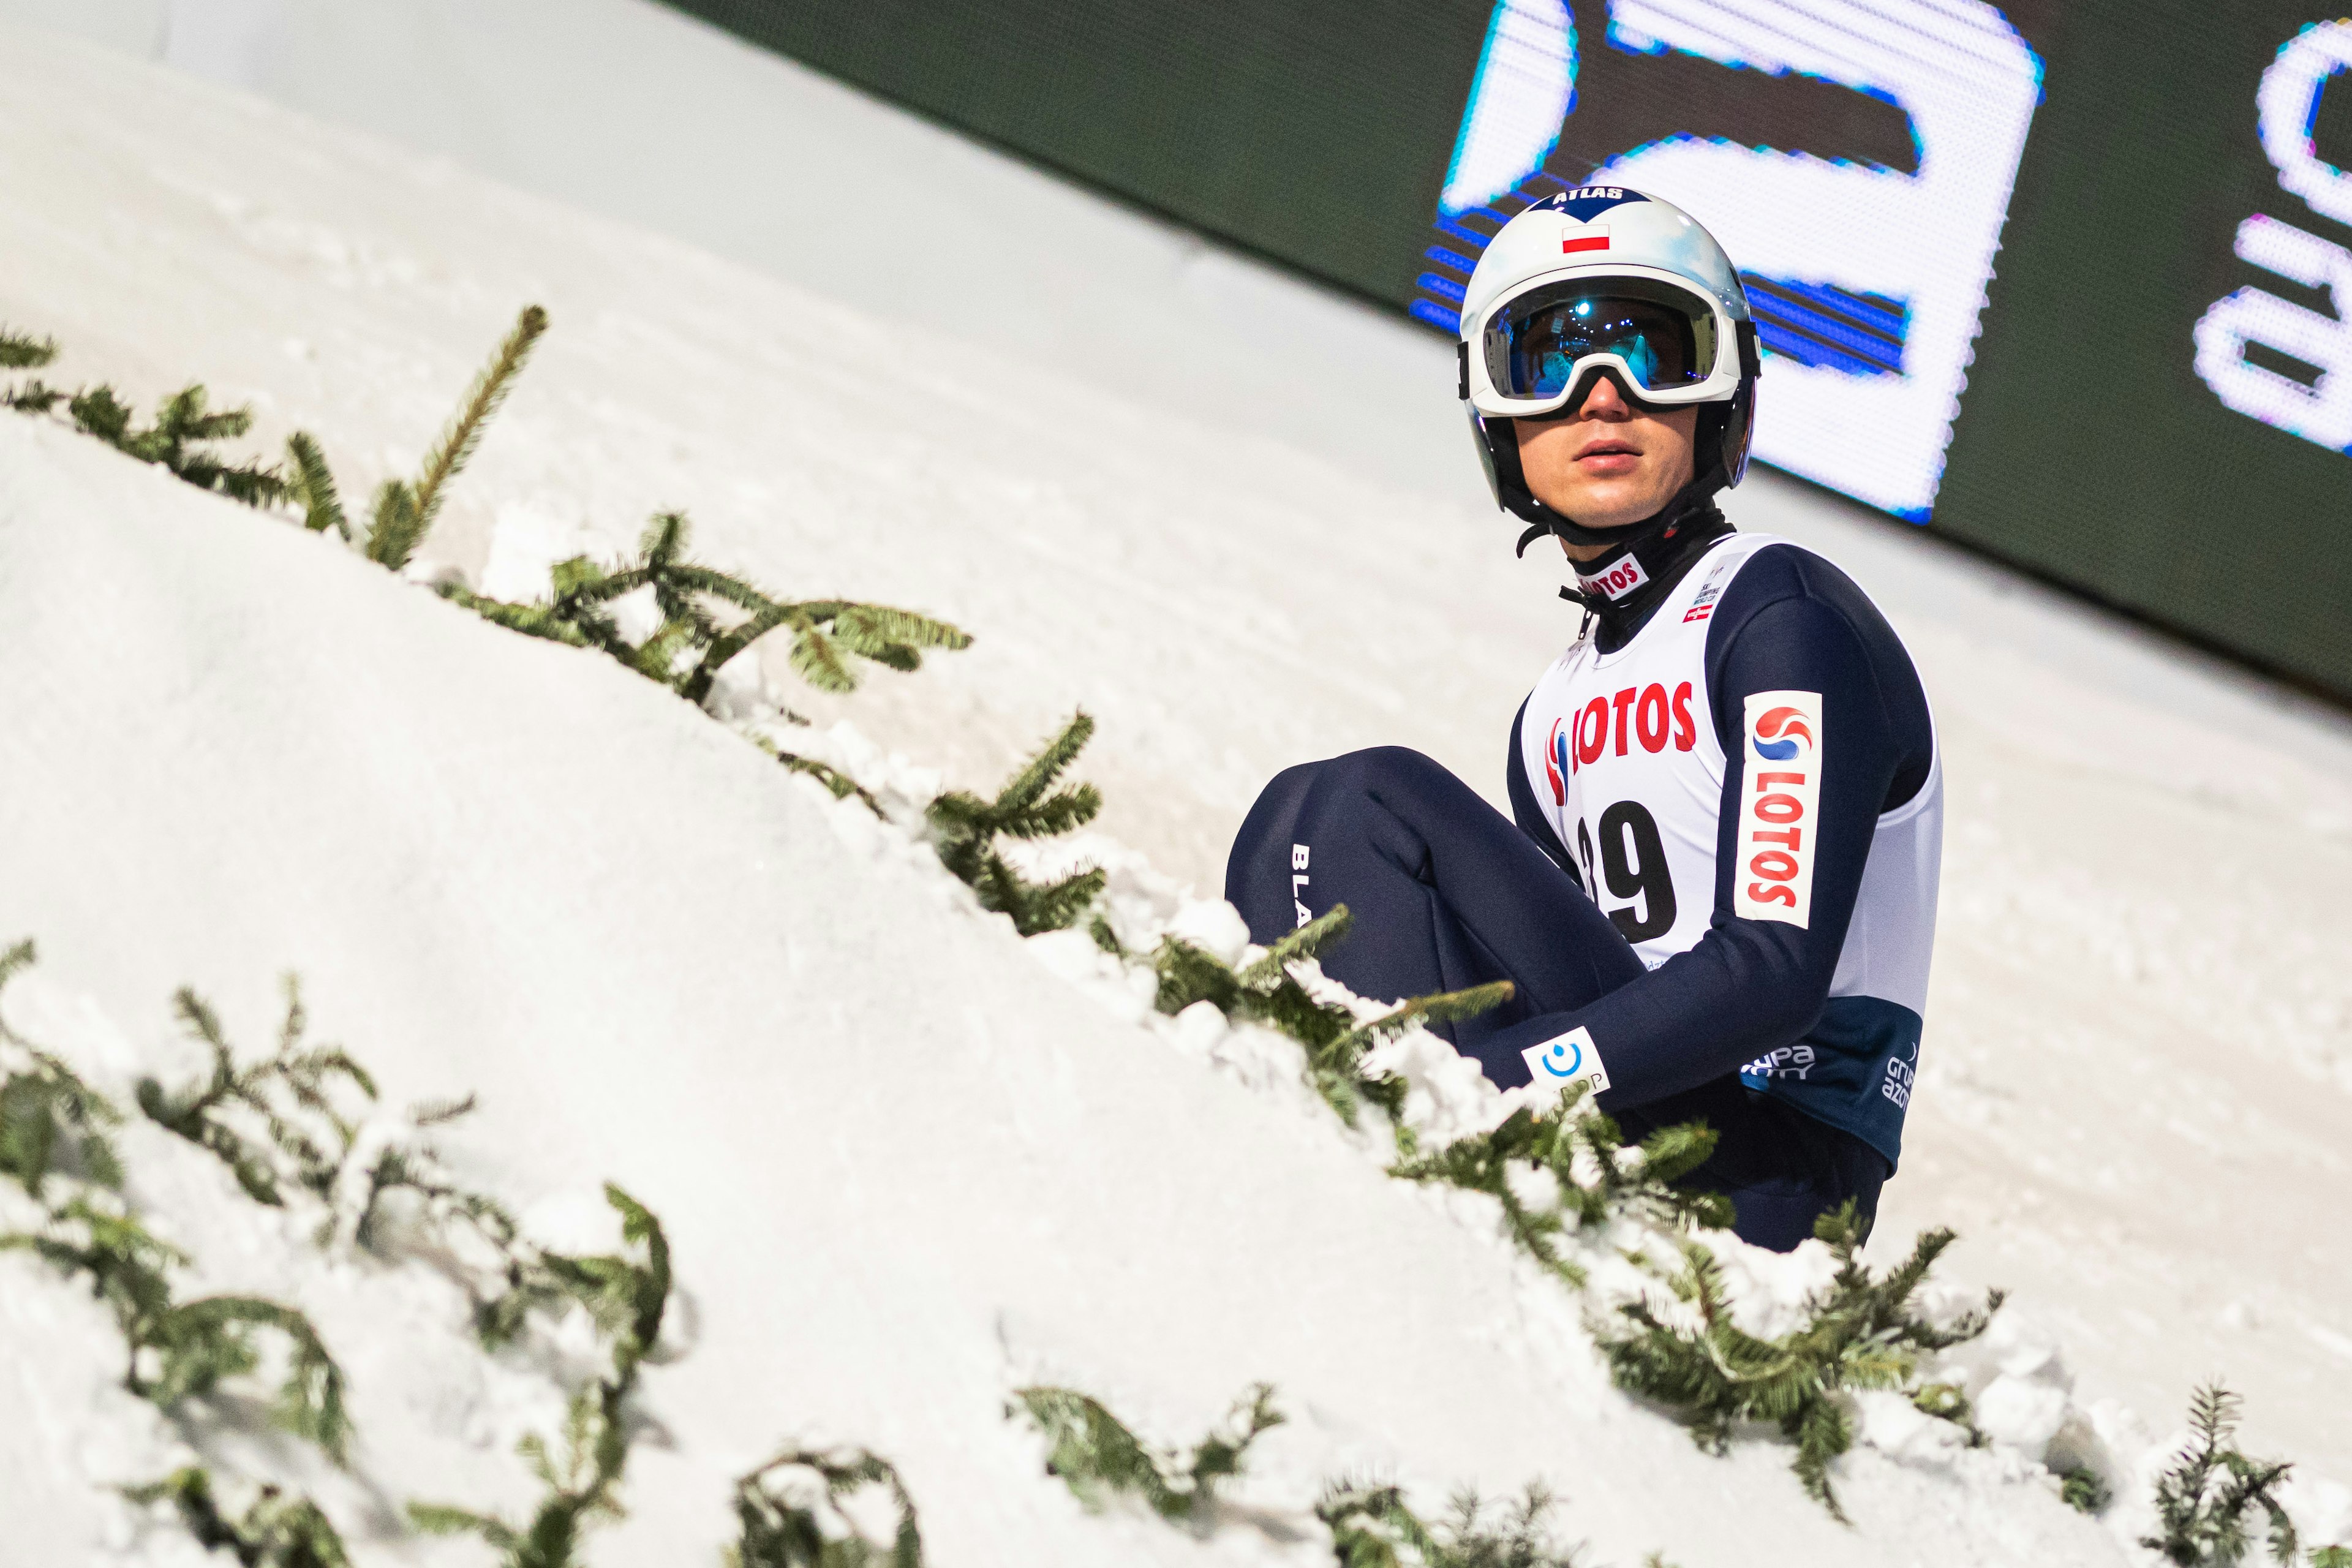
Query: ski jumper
1225,533,1941,1250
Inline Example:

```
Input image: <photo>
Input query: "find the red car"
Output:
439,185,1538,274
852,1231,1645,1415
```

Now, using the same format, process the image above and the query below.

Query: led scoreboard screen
1417,0,2043,523
667,0,2352,702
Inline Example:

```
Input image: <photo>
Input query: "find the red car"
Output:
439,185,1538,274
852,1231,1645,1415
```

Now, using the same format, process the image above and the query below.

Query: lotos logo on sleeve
1735,691,1823,927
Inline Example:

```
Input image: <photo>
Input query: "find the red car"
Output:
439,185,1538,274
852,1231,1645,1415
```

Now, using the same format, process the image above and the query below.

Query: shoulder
1703,540,1913,674
1700,541,1934,792
1709,541,1886,627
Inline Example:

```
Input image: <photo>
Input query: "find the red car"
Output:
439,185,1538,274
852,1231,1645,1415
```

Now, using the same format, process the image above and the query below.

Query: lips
1575,440,1642,467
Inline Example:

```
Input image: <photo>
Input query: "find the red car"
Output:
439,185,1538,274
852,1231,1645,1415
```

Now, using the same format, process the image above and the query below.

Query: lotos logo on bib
1735,691,1823,928
1543,715,1570,805
1521,1025,1611,1099
1575,554,1649,603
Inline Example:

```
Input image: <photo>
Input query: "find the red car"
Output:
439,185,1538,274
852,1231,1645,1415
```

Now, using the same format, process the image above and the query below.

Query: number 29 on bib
1736,690,1823,928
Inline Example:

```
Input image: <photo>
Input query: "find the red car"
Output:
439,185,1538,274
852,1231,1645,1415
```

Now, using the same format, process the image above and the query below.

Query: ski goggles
1466,271,1748,418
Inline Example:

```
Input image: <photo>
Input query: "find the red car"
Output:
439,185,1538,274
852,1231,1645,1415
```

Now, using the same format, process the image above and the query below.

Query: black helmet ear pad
1712,380,1755,491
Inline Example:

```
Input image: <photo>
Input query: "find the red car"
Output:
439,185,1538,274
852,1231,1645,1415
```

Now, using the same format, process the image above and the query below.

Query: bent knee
1318,745,1453,795
1316,748,1488,826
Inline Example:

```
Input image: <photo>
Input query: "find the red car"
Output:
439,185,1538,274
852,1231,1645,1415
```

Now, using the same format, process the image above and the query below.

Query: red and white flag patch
1561,224,1610,255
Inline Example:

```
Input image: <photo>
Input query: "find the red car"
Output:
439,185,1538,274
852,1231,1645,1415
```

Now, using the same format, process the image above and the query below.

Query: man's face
1512,375,1699,534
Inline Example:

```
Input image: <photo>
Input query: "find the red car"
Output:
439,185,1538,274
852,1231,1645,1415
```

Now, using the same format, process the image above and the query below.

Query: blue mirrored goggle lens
1487,287,1714,399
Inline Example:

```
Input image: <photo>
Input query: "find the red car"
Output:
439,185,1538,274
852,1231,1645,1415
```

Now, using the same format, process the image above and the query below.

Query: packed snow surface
0,15,2348,1565
0,409,2131,1568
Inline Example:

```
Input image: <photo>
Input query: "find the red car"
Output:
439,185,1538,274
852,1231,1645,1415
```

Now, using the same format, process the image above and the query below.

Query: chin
1561,491,1657,529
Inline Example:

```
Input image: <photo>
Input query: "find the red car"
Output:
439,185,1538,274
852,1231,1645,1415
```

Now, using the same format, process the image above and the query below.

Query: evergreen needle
284,431,349,537
124,1468,351,1568
1014,1382,1281,1528
410,304,547,535
730,1448,924,1568
0,325,58,369
2141,1383,2299,1566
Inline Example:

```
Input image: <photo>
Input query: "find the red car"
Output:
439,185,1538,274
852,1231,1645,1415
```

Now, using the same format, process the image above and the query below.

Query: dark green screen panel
1934,1,2352,696
660,0,1493,306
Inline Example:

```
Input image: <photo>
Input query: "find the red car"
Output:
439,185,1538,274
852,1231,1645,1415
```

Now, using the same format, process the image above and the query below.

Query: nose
1575,374,1632,420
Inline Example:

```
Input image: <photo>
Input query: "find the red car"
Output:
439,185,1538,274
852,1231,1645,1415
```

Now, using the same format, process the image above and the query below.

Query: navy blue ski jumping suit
1226,535,1937,1251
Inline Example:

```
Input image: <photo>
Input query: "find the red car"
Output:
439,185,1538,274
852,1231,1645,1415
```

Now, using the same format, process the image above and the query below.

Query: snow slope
0,401,2134,1567
0,0,1476,500
0,13,2346,1558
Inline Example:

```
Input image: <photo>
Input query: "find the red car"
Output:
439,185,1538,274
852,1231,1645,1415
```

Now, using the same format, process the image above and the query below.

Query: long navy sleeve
1483,545,1934,1108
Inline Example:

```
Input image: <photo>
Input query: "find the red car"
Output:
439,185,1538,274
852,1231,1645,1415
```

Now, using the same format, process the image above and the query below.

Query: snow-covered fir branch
1,330,289,506
1012,1381,1283,1531
0,942,356,1555
1316,1477,1605,1568
728,1446,926,1568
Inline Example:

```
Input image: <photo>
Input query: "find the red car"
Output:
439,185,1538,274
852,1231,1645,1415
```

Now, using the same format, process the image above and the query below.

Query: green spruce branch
341,1095,526,1258
2,1196,353,1461
1013,1382,1283,1529
365,306,547,570
0,938,124,1199
1013,1387,1646,1566
410,1389,628,1568
144,1292,353,1459
1391,1086,1728,1291
67,384,292,505
927,713,1107,936
1594,1204,1998,1520
137,978,377,1210
0,330,292,503
1129,903,1509,1131
760,741,887,817
0,945,352,1463
2141,1384,2299,1567
1,325,58,369
472,1182,671,1374
1317,1480,1592,1568
284,431,349,539
0,328,293,502
1904,1379,1993,1454
409,306,547,543
2059,1463,2111,1515
123,1467,350,1568
411,1183,672,1568
729,1447,925,1568
443,509,967,711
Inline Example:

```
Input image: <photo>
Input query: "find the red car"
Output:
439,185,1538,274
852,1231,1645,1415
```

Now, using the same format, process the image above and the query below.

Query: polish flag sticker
1561,224,1610,255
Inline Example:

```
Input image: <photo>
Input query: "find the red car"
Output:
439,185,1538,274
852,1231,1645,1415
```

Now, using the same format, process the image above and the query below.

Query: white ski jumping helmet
1458,186,1760,544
